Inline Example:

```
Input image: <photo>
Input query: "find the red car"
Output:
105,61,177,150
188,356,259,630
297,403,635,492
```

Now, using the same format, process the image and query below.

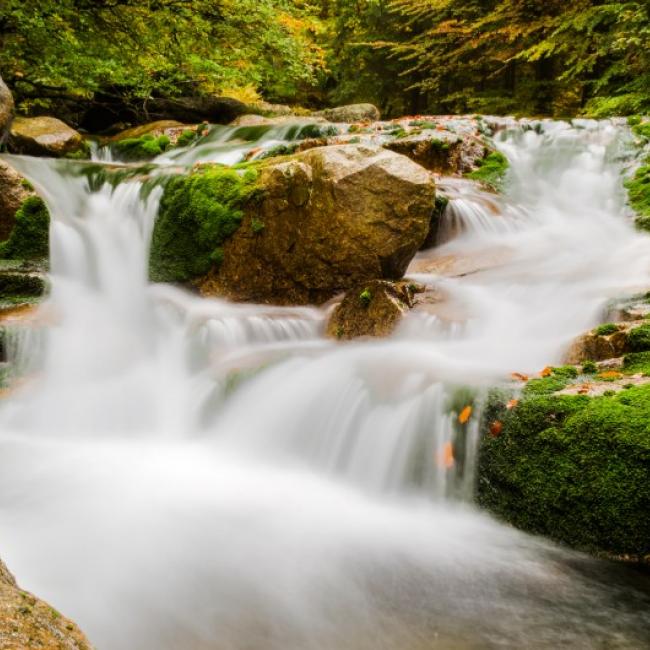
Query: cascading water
0,119,649,649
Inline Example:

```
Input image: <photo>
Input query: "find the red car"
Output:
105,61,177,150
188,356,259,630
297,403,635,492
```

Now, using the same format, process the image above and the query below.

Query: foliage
149,165,260,283
628,324,650,353
0,196,50,260
0,0,327,116
479,386,650,556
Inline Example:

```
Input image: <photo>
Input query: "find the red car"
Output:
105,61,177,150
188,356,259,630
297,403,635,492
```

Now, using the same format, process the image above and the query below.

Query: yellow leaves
458,405,472,424
436,442,455,469
597,371,623,380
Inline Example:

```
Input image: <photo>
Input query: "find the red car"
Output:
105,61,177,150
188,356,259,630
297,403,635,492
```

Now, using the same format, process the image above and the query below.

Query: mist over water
1,120,650,649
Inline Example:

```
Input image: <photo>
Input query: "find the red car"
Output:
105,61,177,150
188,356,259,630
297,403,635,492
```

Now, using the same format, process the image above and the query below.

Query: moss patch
594,322,620,336
0,196,50,260
479,386,650,557
628,323,650,352
112,134,171,161
624,158,650,231
466,151,509,192
149,165,261,283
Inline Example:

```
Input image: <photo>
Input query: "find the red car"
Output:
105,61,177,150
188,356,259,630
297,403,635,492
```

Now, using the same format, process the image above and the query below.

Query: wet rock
0,75,13,142
0,557,93,649
564,324,633,363
0,161,31,241
8,117,87,158
326,280,422,340
105,120,185,142
145,96,248,124
200,144,435,305
245,101,296,117
315,104,381,123
383,130,486,174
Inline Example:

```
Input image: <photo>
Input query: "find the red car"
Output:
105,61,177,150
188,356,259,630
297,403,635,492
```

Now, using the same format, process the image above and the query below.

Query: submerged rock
198,144,435,305
0,75,13,142
326,280,422,340
315,104,381,123
0,557,93,649
8,116,87,158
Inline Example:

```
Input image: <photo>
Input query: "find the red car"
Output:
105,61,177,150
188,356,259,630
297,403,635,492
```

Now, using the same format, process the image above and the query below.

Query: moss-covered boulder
0,75,13,142
564,321,650,364
149,166,260,283
8,116,88,158
197,144,435,305
326,280,422,340
478,385,650,559
0,557,93,649
465,151,510,192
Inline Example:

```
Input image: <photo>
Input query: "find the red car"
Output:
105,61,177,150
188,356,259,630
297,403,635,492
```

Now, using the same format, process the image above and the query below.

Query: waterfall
0,119,649,649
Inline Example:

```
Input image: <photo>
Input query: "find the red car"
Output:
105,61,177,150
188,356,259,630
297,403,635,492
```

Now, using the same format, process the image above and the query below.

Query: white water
1,119,650,649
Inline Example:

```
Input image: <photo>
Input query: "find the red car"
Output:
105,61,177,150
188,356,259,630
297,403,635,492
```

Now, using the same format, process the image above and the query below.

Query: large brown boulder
0,161,31,241
200,144,436,305
564,324,632,364
8,117,86,157
0,557,93,649
0,76,13,142
146,96,248,124
315,104,380,123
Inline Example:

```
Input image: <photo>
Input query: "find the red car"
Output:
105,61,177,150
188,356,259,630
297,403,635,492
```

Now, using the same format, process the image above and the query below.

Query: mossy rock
111,133,171,161
466,151,509,192
0,196,50,261
478,386,650,558
149,165,261,283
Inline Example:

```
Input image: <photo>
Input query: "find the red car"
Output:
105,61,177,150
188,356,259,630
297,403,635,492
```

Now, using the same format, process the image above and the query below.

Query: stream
1,119,649,649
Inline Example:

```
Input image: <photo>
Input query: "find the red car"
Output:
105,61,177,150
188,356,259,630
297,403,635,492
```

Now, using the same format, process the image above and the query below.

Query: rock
315,104,381,123
199,144,435,305
145,96,248,124
564,325,632,363
385,129,490,175
245,101,295,117
326,280,422,340
0,161,31,241
8,117,86,158
0,75,14,143
0,557,93,649
105,120,185,142
478,386,650,559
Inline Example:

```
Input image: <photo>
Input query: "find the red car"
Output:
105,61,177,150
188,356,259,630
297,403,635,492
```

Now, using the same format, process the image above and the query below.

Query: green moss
0,273,46,297
63,140,91,160
581,360,598,374
359,288,372,307
0,196,50,260
466,151,509,192
258,143,298,160
149,165,261,283
478,386,650,557
628,323,650,352
523,366,578,395
624,159,650,230
112,134,171,161
623,351,650,375
594,322,620,336
298,124,339,139
251,217,265,233
632,122,650,141
409,120,438,130
627,115,642,126
176,129,197,148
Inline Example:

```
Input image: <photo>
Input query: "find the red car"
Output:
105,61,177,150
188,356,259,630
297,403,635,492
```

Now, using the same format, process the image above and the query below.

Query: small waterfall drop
0,119,649,649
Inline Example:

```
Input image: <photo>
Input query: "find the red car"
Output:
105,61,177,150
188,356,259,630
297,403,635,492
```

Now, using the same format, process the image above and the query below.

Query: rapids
1,119,649,649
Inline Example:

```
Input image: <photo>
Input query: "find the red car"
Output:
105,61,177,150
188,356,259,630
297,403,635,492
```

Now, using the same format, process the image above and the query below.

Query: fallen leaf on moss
489,421,503,437
540,367,553,377
506,399,519,410
511,372,529,382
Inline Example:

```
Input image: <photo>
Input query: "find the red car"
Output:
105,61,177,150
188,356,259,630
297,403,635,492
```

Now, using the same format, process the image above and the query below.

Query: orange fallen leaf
597,371,623,380
511,372,529,382
577,383,592,395
458,405,473,424
489,421,503,437
436,442,455,469
506,399,519,410
540,367,553,377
